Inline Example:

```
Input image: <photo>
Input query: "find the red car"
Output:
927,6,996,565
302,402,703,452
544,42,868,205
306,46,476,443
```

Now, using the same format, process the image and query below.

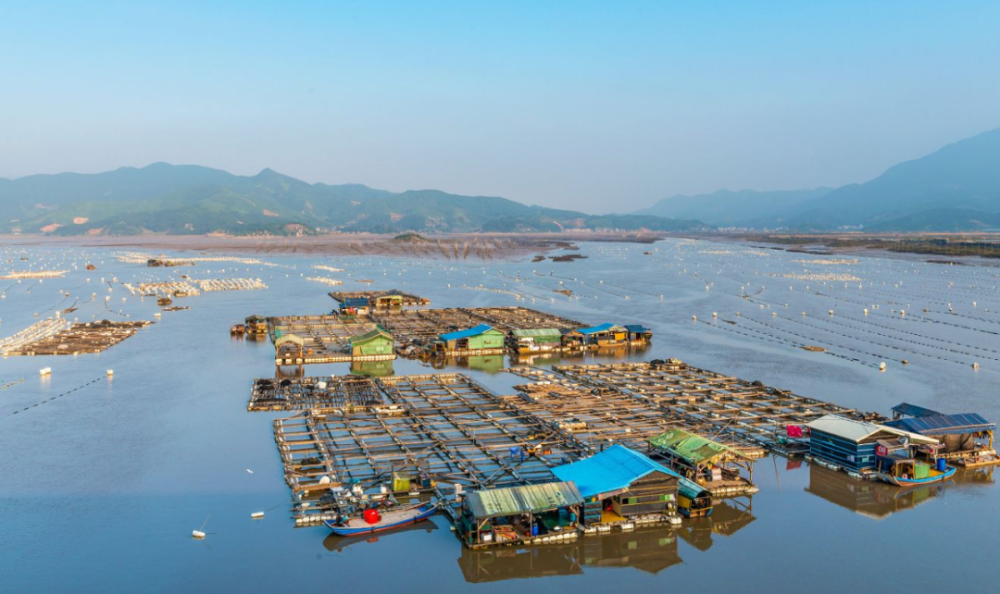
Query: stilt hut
274,333,305,363
551,445,679,526
459,482,584,548
648,429,756,496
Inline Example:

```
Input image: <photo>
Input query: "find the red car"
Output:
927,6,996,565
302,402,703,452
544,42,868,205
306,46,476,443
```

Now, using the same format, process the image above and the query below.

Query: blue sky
1,0,998,212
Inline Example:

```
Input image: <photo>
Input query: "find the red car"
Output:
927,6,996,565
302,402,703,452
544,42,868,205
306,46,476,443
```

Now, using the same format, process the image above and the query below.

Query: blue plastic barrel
936,458,947,472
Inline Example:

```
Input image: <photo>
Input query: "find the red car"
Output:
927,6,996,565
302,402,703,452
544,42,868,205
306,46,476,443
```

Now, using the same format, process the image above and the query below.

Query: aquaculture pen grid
248,376,383,411
551,361,868,453
271,373,588,524
269,314,388,364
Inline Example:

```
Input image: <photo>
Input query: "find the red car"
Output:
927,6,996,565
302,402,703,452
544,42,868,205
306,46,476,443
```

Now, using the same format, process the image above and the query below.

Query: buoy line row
0,379,25,391
737,316,902,367
0,377,103,420
698,318,882,369
742,293,1000,356
753,311,973,367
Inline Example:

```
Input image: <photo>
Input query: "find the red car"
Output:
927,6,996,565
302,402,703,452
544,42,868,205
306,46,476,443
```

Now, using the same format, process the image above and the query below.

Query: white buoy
973,362,980,370
879,362,886,371
251,512,265,519
712,312,718,318
246,469,254,474
106,369,114,377
828,310,834,316
691,315,697,321
192,530,206,539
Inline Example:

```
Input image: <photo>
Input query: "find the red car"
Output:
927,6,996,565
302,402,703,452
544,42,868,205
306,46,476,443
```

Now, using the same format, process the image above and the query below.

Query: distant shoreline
0,230,664,259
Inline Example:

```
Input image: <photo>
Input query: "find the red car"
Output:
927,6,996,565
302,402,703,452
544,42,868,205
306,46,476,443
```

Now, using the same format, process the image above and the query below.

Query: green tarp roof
511,328,562,338
649,428,746,465
465,481,583,519
350,326,393,345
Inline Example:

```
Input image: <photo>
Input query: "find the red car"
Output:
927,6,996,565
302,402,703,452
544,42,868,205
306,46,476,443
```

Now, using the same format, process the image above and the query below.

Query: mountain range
0,164,706,236
636,127,1000,232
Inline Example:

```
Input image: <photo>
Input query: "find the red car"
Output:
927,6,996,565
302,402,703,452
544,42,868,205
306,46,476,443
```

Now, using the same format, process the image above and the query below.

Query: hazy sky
2,1,999,213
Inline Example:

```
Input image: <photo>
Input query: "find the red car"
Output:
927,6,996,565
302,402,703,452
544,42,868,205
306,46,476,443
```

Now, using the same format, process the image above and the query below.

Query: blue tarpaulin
551,444,703,500
885,413,994,436
439,323,495,342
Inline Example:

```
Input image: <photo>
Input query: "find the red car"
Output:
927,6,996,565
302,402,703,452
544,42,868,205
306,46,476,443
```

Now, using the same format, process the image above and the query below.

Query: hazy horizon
2,1,999,212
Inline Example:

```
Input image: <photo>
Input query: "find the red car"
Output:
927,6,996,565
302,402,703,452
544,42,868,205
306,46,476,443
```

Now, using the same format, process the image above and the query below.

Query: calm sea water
1,239,998,593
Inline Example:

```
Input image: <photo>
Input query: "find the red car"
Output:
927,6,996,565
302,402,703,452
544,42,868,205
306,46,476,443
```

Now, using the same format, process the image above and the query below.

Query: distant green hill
0,164,709,236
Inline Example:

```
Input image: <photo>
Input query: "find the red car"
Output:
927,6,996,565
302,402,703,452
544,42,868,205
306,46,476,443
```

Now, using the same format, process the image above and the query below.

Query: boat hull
324,503,437,537
879,465,956,487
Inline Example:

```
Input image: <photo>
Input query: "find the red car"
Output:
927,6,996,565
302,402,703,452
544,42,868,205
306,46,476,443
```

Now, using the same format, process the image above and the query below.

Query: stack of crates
583,498,603,526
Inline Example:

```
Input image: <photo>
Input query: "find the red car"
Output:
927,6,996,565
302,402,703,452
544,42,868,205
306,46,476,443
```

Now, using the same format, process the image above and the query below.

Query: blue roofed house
577,323,628,347
885,403,996,465
624,324,653,344
435,324,506,354
552,445,695,525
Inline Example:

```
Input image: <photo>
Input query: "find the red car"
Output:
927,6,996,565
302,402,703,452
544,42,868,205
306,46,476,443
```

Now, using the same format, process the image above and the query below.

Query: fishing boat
878,460,956,486
324,502,437,537
876,443,957,487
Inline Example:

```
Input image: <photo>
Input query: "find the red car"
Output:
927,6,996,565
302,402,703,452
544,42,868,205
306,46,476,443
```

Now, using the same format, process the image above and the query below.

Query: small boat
324,502,437,537
877,457,957,486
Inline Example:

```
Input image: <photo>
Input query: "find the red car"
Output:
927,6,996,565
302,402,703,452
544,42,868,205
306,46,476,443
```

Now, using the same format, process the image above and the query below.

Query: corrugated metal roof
624,324,650,333
807,414,939,444
440,324,498,342
891,402,941,418
511,328,562,338
885,413,994,436
551,445,673,497
465,481,584,519
649,428,747,464
578,323,625,334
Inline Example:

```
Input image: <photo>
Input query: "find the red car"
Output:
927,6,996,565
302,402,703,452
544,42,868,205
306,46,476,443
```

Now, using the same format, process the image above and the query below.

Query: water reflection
350,359,395,377
322,521,439,554
674,499,755,552
458,525,682,583
804,463,950,519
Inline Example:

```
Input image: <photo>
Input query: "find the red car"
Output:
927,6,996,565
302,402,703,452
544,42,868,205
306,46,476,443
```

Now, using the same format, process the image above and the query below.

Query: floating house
648,429,757,496
245,314,269,336
458,482,584,548
560,329,586,349
435,324,506,355
349,326,394,358
806,414,938,476
551,445,679,528
372,293,404,312
885,403,997,468
577,323,628,347
508,328,563,354
624,324,653,344
339,297,370,316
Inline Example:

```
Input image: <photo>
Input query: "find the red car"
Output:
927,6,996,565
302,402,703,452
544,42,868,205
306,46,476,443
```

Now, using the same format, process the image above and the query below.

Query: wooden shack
508,328,563,354
245,314,269,336
577,323,628,347
648,428,756,496
458,482,584,548
551,445,679,526
624,324,653,344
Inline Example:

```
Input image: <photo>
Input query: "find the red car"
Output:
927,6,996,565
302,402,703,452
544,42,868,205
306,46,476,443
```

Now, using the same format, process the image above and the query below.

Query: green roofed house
648,428,757,498
509,328,563,354
349,326,395,359
436,324,506,355
459,481,584,548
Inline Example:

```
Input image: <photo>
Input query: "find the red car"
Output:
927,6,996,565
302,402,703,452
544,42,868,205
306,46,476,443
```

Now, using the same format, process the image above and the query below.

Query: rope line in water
0,377,104,420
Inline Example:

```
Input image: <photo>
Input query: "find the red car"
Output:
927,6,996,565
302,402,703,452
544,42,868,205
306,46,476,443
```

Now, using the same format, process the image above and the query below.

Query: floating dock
2,319,152,356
